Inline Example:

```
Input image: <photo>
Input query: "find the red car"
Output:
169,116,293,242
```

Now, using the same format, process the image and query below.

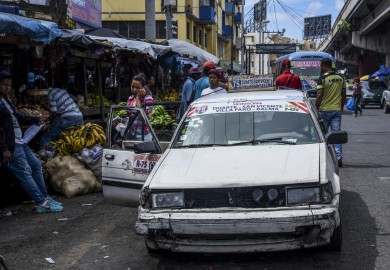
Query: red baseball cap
281,59,292,68
203,61,216,70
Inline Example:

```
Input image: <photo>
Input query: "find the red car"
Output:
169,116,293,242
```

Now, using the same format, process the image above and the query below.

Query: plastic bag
346,97,355,111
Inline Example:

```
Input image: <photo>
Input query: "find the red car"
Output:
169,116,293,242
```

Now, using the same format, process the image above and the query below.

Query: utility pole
145,0,156,41
165,4,173,40
230,11,234,75
240,1,245,74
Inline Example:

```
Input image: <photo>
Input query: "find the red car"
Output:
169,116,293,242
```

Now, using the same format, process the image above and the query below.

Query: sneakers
48,197,62,206
338,159,343,167
36,199,64,213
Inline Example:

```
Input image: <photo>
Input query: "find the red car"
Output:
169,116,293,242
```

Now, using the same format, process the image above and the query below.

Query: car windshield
363,88,384,95
362,81,387,90
173,111,321,148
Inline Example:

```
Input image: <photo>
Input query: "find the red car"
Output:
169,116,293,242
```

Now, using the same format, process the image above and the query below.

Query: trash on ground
45,258,55,264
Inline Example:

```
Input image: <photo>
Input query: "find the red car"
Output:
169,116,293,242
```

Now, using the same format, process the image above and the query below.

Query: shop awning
0,12,61,43
168,39,219,65
88,36,172,59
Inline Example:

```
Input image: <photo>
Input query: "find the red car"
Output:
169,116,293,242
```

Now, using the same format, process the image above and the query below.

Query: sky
244,0,345,40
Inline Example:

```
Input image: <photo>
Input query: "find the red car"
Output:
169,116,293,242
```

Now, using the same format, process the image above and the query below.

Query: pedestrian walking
352,77,363,117
181,66,201,113
275,59,302,90
0,70,63,213
315,58,346,167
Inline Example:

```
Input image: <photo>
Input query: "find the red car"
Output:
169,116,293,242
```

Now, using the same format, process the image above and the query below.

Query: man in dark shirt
275,59,302,90
0,70,63,213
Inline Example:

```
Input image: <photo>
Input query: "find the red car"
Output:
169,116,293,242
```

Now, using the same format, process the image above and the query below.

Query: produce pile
18,104,50,122
51,122,106,156
88,94,113,107
155,88,179,101
150,105,177,130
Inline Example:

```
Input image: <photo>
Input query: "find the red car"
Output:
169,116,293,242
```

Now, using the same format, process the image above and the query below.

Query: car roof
192,90,306,105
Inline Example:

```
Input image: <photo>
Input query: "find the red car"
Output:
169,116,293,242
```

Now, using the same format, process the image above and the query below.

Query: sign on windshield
228,74,274,91
295,61,321,68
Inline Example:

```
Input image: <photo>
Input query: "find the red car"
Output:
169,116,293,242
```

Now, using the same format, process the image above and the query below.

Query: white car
102,90,347,254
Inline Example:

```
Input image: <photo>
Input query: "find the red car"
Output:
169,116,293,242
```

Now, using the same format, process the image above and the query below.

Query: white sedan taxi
104,90,348,254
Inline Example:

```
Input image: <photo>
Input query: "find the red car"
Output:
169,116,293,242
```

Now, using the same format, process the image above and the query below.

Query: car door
102,102,181,207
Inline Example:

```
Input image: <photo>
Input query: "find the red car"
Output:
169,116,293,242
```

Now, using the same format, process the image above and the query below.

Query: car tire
384,103,390,114
327,222,343,251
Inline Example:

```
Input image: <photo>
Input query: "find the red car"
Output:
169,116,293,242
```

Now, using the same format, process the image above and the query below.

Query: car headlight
287,183,333,205
151,192,185,208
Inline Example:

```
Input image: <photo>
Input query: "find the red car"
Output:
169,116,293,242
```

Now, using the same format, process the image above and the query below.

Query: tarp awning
168,39,219,65
87,36,171,59
60,29,94,46
0,12,61,43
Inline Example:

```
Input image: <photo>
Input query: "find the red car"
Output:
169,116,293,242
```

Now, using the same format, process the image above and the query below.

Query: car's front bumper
362,97,381,105
136,196,340,253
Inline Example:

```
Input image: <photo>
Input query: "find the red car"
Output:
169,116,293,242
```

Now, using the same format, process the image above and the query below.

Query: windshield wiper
228,137,297,146
174,143,227,148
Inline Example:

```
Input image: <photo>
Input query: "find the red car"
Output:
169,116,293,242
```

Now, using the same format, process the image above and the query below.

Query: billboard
304,15,331,40
67,0,102,28
254,0,267,23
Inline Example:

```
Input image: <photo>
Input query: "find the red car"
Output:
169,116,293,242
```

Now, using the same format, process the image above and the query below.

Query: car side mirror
326,131,348,144
134,141,159,154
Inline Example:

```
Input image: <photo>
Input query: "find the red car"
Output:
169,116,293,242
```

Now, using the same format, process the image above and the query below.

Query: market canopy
369,65,390,79
168,39,219,65
60,29,95,47
88,36,171,59
0,12,61,43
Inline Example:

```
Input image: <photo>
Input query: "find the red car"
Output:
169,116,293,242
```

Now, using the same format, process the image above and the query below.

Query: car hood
148,144,323,189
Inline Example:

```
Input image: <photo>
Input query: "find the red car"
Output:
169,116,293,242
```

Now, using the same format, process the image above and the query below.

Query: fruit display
156,88,179,101
17,104,50,122
150,105,177,130
51,122,106,156
88,94,113,107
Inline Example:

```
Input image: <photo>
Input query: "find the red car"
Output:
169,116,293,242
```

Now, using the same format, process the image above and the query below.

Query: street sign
255,44,296,54
228,74,274,91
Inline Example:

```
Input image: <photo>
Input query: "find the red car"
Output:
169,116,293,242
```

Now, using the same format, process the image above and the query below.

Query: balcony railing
222,25,233,38
234,12,241,23
199,6,217,24
225,2,235,15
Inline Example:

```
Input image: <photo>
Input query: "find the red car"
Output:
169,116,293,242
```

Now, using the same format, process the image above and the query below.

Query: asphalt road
0,105,389,270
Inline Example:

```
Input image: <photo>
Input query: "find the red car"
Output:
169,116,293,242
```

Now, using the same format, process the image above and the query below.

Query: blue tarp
369,65,390,79
0,12,61,43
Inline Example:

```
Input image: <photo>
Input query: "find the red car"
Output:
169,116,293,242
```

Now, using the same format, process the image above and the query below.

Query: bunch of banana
150,106,177,130
51,122,106,156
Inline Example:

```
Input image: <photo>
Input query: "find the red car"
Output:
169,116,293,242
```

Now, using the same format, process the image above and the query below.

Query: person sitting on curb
0,70,63,213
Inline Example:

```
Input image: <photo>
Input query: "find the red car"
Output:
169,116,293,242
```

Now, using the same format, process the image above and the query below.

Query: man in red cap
275,59,302,90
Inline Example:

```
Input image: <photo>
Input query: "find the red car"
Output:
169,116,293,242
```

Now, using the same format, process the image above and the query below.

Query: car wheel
384,103,390,114
328,222,343,251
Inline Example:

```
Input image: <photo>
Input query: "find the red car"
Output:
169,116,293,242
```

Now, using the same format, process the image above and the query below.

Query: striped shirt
127,95,154,136
48,88,81,117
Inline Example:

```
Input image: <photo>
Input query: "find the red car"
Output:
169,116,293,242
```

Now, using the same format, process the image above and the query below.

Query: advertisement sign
304,15,331,40
67,0,102,28
295,61,321,68
228,74,274,90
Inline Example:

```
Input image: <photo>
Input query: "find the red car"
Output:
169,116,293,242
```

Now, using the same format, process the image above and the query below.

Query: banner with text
228,74,274,91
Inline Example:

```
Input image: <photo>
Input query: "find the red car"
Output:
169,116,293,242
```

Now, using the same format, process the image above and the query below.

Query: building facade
101,0,242,72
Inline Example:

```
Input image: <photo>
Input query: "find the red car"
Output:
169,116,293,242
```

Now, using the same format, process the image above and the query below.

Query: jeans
40,115,83,148
7,144,48,205
320,110,342,160
354,96,362,115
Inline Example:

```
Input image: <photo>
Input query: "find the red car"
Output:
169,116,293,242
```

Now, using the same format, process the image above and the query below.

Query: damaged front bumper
136,197,340,253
